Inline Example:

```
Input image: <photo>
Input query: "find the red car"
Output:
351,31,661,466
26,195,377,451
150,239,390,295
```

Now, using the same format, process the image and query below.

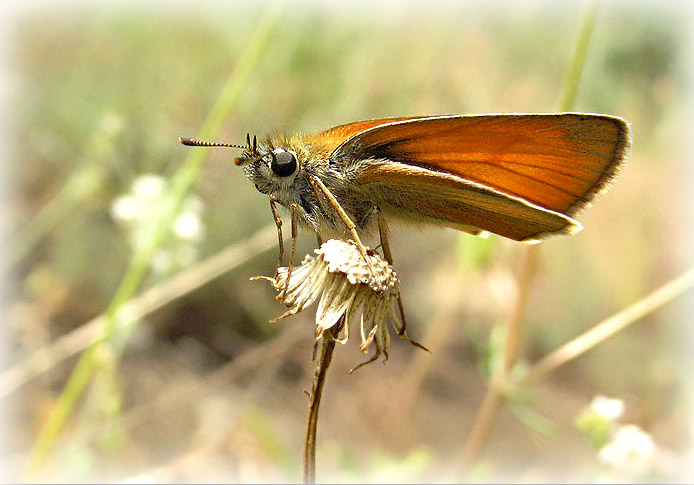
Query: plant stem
23,3,284,474
522,267,694,385
2,224,279,399
559,0,599,112
461,246,537,469
460,0,599,475
303,319,344,484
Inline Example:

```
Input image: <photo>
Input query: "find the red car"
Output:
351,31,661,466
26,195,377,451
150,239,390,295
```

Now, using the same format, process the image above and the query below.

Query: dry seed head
312,239,399,295
260,239,403,368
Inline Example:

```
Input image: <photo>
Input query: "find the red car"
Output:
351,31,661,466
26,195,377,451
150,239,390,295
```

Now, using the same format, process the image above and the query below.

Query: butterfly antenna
234,153,267,167
178,137,247,150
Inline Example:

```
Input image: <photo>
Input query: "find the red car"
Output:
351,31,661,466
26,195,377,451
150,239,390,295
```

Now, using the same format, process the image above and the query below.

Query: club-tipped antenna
178,137,247,150
234,153,266,166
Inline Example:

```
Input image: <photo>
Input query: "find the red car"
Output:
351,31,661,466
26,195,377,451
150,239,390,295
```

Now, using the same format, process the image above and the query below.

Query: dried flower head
258,239,405,370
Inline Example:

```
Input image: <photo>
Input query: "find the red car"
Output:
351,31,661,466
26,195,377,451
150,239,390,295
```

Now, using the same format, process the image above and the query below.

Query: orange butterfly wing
307,116,421,152
328,114,628,241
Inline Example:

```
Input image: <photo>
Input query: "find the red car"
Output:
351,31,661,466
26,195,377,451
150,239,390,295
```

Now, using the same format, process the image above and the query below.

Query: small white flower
110,194,140,223
261,239,405,370
111,174,206,275
173,210,204,242
131,174,166,199
598,424,657,474
590,395,625,423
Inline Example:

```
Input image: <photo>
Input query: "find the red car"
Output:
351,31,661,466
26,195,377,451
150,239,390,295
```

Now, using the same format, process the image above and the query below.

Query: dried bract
259,239,403,369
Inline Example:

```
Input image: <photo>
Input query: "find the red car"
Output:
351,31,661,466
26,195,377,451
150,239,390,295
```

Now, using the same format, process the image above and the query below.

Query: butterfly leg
308,175,374,275
278,203,299,301
268,197,285,272
376,209,429,353
265,197,298,300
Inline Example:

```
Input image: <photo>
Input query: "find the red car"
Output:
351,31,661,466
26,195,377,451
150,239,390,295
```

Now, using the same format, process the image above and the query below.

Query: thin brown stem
460,385,505,472
460,0,600,473
302,318,344,484
522,266,694,385
460,245,537,470
503,246,538,371
0,225,279,399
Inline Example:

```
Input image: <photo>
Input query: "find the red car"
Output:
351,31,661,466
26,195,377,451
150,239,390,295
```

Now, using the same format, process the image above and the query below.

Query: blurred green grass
5,0,692,482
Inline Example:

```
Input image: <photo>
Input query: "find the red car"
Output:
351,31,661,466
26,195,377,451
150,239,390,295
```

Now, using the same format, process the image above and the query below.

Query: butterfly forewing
308,116,420,153
332,114,629,217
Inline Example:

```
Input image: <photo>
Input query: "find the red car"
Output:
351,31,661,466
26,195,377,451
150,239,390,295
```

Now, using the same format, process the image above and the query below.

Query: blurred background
2,0,693,482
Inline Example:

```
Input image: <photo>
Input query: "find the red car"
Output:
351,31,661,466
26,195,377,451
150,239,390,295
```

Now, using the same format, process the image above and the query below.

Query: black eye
270,150,298,177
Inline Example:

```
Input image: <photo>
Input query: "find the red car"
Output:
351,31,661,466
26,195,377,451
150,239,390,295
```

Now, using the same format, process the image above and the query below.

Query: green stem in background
104,0,286,342
24,2,285,474
7,114,122,266
460,0,600,474
559,0,599,111
1,225,279,399
7,165,106,267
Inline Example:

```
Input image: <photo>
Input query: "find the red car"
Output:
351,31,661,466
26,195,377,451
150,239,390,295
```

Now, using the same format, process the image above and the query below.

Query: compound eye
270,150,298,177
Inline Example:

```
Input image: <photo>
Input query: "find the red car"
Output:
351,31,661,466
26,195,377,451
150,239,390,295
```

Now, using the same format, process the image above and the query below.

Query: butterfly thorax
241,133,378,235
